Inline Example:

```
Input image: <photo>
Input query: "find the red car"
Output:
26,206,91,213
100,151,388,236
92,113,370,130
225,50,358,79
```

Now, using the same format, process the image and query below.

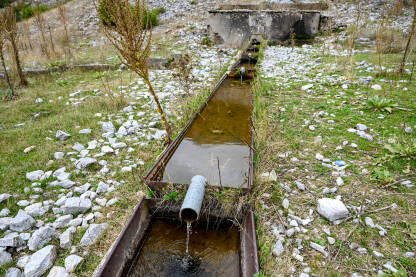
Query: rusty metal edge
94,197,151,277
241,210,259,277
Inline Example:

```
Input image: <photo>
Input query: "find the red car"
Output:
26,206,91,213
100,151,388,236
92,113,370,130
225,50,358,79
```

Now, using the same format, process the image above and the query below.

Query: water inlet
180,175,207,223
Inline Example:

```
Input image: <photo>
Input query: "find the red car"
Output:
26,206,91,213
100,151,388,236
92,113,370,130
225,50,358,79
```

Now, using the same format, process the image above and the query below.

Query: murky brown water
161,78,253,188
126,219,241,277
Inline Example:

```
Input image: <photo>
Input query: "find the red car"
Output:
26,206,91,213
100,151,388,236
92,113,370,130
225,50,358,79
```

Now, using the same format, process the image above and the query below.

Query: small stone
65,255,83,272
349,242,359,250
26,170,45,181
0,208,10,217
54,152,64,160
47,266,69,277
383,261,398,273
96,181,109,194
301,84,313,90
365,217,375,228
289,220,298,227
336,177,344,186
28,226,55,251
0,232,23,247
0,250,12,266
121,166,132,172
0,193,11,204
404,127,413,134
286,228,296,237
53,215,73,229
80,223,109,246
59,227,76,249
72,143,85,152
24,245,57,277
356,247,368,254
295,181,306,191
282,198,289,209
25,203,48,217
106,198,118,207
317,198,349,223
373,250,384,258
101,146,114,154
24,146,36,154
5,267,22,277
310,242,328,257
404,251,415,258
356,124,367,131
102,122,116,133
79,129,91,134
74,157,97,170
62,197,92,215
327,237,335,245
56,130,71,141
371,84,382,90
16,255,30,269
10,210,36,232
272,240,284,257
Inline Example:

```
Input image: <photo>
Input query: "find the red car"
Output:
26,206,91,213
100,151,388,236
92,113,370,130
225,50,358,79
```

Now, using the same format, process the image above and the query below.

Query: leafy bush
14,4,50,21
98,0,163,29
384,137,416,159
365,95,398,113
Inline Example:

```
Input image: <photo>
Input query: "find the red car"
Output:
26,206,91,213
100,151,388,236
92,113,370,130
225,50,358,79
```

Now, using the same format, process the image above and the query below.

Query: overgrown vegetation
98,0,165,29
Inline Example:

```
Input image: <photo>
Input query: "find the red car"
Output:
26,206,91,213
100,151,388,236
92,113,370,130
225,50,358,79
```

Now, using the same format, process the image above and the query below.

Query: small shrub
16,4,50,20
98,0,162,29
384,137,416,159
201,36,213,46
365,95,398,113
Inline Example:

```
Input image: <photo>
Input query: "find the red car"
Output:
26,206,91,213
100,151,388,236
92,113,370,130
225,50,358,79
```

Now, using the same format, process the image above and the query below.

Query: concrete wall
207,11,321,48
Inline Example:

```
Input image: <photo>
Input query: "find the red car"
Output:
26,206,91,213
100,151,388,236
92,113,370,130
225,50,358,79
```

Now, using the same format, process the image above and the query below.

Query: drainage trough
144,47,258,190
207,2,330,47
95,44,260,276
95,199,258,277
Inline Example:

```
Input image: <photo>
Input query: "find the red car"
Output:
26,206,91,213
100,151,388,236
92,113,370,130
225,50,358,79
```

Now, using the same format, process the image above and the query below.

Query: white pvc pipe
180,175,207,223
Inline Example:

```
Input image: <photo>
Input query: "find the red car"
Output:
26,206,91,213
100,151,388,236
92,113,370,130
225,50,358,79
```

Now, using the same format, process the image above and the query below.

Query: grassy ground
253,43,416,276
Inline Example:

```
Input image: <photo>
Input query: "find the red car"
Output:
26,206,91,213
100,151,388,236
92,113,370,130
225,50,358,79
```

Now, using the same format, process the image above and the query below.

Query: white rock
79,129,91,134
356,124,367,131
24,245,57,277
28,226,55,251
26,170,44,181
74,157,97,170
54,152,64,160
80,223,109,246
0,193,11,204
383,261,398,273
260,170,277,182
365,217,375,228
371,84,382,90
286,228,296,237
25,203,48,217
0,217,12,230
62,197,92,215
315,153,324,161
56,130,71,141
113,142,127,149
282,198,289,209
95,198,107,206
88,140,98,150
106,198,118,207
310,242,328,257
0,250,12,266
72,143,85,152
327,237,335,245
102,122,115,133
0,233,23,247
65,255,83,272
24,146,36,154
295,181,306,191
16,255,30,269
59,227,76,249
101,146,114,154
47,266,69,277
404,127,413,134
301,84,313,90
317,198,349,223
373,250,384,258
272,240,284,257
121,166,132,173
404,251,415,258
5,267,22,277
336,177,344,186
96,181,109,194
10,210,36,232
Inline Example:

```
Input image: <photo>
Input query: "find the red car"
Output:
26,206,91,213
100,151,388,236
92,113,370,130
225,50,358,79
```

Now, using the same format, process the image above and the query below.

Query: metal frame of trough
144,57,256,192
94,199,259,277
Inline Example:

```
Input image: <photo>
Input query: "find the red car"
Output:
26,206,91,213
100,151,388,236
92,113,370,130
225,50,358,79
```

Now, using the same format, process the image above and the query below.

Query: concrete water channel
95,42,260,277
94,3,332,274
